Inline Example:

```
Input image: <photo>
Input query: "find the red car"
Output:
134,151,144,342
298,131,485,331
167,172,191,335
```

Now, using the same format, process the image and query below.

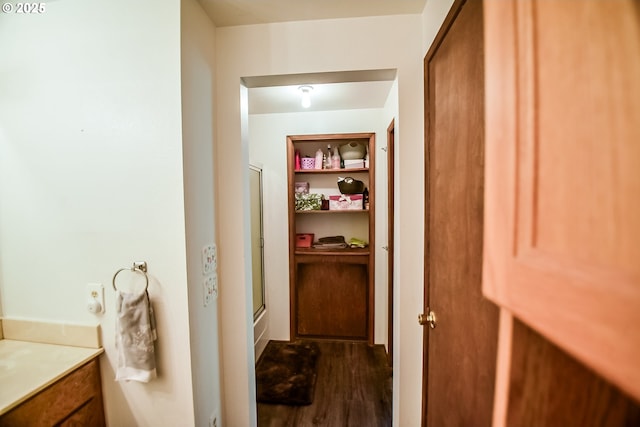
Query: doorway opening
243,69,398,425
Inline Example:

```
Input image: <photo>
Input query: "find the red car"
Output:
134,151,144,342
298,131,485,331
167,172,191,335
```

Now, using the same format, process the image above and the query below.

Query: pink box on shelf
296,233,314,248
329,194,363,210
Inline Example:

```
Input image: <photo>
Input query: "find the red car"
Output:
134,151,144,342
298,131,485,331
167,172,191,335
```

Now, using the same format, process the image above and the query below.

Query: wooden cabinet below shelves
295,259,369,340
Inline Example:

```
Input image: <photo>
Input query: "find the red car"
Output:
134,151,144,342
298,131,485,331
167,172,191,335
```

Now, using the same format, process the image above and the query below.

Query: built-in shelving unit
287,132,375,343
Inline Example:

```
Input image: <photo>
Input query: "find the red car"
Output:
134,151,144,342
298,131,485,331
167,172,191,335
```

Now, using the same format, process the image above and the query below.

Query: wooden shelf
295,247,370,256
295,168,368,174
295,209,369,214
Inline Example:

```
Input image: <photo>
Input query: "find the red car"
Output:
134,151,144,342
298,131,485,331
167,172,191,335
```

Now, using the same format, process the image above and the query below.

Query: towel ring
113,261,149,292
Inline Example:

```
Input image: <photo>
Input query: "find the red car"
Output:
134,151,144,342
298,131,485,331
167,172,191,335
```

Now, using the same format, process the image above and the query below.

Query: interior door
422,1,499,426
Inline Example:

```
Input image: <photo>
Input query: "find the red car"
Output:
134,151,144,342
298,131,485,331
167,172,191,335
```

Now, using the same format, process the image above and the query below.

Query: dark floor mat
256,340,320,405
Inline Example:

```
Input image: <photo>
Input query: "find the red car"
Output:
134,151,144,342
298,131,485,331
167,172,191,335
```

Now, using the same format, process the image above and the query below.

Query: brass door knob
418,311,437,329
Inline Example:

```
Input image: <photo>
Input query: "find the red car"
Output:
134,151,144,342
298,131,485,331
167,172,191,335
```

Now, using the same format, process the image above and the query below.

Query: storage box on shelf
329,194,363,210
295,193,323,211
294,181,309,194
295,233,314,248
344,159,365,169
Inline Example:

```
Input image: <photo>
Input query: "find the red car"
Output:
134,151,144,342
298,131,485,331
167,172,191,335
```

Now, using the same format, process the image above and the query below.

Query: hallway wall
181,0,222,425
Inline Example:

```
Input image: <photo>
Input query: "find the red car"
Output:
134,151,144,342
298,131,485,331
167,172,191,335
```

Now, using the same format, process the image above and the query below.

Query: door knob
418,310,437,329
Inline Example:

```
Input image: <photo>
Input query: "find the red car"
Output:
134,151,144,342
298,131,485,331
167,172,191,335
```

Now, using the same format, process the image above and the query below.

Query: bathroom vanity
0,319,104,426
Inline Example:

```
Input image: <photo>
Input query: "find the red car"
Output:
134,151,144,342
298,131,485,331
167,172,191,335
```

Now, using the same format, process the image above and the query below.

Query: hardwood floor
257,340,392,427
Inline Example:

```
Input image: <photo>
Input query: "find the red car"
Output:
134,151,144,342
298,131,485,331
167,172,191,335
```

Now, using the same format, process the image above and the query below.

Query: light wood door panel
483,0,640,402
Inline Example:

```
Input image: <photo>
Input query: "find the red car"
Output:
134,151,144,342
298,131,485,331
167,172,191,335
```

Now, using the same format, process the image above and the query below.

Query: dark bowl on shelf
338,177,365,194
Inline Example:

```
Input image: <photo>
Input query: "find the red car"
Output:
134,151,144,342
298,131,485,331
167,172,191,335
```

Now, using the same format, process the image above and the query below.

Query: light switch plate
203,273,218,307
211,273,218,299
202,243,217,275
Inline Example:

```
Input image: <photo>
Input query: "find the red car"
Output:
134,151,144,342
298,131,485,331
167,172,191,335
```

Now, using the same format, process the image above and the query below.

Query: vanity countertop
0,339,103,416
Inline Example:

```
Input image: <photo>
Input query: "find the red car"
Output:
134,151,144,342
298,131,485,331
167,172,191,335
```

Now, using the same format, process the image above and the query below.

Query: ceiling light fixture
298,85,313,108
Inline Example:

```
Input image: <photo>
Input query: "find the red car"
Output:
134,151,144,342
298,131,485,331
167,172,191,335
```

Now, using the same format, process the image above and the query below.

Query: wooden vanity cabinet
287,133,375,344
0,358,105,427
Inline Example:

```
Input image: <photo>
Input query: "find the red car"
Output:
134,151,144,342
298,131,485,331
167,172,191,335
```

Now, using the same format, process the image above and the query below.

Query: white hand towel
115,290,157,383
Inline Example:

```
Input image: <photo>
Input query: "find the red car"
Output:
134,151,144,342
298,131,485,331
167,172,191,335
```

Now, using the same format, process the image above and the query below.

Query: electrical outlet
87,283,104,314
202,244,217,275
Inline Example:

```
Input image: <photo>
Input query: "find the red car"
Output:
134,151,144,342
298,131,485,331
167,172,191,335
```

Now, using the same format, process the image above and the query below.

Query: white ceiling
245,70,397,114
248,81,395,114
198,0,427,28
203,1,423,114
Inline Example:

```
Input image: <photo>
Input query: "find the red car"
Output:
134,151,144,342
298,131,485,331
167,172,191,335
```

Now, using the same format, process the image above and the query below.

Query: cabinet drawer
0,358,105,427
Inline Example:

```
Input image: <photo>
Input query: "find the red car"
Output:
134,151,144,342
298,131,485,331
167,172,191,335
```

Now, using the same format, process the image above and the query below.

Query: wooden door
483,0,640,412
422,1,499,426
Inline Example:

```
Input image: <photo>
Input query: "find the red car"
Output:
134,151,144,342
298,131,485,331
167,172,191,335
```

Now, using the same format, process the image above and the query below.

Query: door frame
386,119,395,366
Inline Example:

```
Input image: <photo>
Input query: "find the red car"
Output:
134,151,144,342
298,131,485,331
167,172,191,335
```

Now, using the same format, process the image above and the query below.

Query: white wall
181,1,222,426
248,106,395,347
0,1,197,426
216,14,428,426
422,0,456,53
